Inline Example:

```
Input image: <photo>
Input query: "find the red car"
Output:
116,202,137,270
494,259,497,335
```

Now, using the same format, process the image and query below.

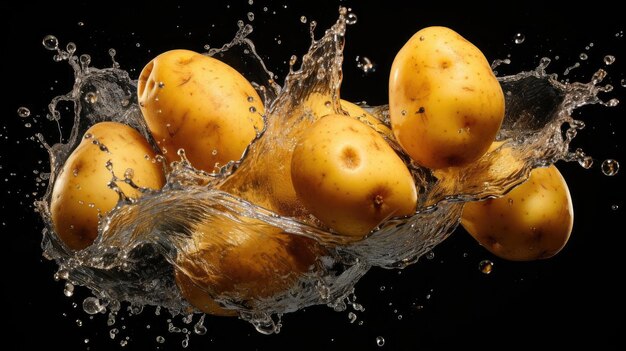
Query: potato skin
389,26,504,169
461,165,574,261
50,122,165,250
137,49,264,172
175,218,319,316
291,114,417,237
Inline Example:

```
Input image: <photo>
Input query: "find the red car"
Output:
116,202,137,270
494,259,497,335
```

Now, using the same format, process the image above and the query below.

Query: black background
3,1,625,350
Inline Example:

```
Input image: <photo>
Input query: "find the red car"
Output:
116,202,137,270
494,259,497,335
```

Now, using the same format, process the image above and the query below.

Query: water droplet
84,92,98,104
156,336,165,344
611,204,619,211
379,285,386,291
376,336,385,347
247,12,255,21
84,339,89,344
193,315,207,335
66,42,76,54
76,319,83,327
17,106,30,118
479,260,494,274
124,168,134,179
605,98,619,107
211,149,218,156
579,53,588,60
513,33,525,44
78,21,84,27
248,0,253,4
79,54,91,67
300,16,307,23
425,251,435,260
356,56,375,74
397,314,403,320
109,328,119,339
64,282,74,297
348,312,357,323
108,48,117,57
346,13,358,25
83,297,104,315
42,35,59,50
401,110,407,116
249,106,257,113
601,159,619,176
604,55,616,65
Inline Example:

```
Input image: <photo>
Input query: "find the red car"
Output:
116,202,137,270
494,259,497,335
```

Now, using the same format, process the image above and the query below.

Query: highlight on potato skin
137,49,264,173
389,26,505,169
50,122,166,251
291,114,417,238
461,164,574,261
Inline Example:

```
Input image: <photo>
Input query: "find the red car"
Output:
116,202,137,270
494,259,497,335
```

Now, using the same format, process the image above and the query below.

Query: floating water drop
156,336,165,344
17,106,30,118
601,159,619,176
346,13,358,25
247,12,255,21
355,56,375,74
300,16,307,23
78,21,84,27
603,55,616,65
42,35,59,50
513,33,525,44
611,204,619,211
376,336,385,347
63,282,74,297
83,297,105,315
579,53,588,60
621,78,626,88
348,312,357,323
76,319,83,327
425,251,435,260
479,260,494,274
66,42,76,54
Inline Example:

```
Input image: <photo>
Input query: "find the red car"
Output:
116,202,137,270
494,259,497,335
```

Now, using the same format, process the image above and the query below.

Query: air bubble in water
42,35,59,50
17,107,30,118
601,159,619,176
376,336,385,347
604,55,616,65
513,33,525,44
479,260,494,274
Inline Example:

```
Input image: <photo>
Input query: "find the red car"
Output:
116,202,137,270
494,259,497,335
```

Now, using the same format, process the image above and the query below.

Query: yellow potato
389,26,505,169
175,217,320,315
291,114,417,237
50,122,165,250
461,165,574,261
303,92,393,139
137,49,264,173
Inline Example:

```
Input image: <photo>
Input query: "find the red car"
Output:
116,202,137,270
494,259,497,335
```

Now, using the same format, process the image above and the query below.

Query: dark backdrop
3,1,624,350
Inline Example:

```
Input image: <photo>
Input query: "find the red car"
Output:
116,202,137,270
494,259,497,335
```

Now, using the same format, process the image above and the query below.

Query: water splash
31,7,618,339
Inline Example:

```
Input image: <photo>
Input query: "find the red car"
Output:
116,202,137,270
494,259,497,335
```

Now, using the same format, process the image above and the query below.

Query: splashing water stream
31,8,618,337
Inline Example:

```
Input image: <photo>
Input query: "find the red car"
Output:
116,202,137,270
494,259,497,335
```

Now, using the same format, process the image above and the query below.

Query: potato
291,114,417,237
175,217,319,315
304,92,393,139
461,165,574,261
50,122,165,250
222,94,393,217
137,49,264,172
389,26,505,169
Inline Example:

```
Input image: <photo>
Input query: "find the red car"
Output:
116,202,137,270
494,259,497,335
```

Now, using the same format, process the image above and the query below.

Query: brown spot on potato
341,147,360,169
440,60,451,69
368,185,391,212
